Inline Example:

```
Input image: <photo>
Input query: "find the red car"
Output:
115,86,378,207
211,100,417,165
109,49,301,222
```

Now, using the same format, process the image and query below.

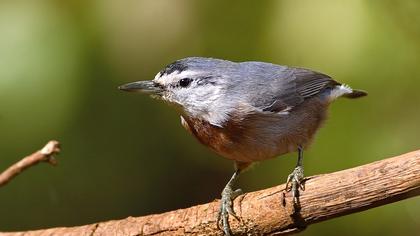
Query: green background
1,1,419,235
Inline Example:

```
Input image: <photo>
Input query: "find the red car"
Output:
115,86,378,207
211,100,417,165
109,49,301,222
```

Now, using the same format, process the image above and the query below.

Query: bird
118,57,367,235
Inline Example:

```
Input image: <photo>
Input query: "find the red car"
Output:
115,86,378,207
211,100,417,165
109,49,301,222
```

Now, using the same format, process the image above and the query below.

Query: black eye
179,78,192,87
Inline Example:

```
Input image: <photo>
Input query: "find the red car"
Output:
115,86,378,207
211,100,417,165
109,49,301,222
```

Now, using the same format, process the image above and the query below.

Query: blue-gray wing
252,67,339,113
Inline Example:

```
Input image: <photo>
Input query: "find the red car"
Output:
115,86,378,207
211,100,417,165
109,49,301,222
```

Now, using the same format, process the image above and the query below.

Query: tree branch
0,141,61,187
1,149,419,235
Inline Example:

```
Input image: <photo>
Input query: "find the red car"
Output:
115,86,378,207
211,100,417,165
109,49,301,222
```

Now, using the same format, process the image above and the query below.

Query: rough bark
1,149,419,236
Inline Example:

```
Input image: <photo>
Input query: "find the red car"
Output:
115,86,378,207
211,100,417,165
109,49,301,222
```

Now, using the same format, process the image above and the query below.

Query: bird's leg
217,168,243,236
286,146,305,206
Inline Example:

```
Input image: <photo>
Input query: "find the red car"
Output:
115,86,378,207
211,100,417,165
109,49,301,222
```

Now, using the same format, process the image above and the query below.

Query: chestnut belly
181,99,328,163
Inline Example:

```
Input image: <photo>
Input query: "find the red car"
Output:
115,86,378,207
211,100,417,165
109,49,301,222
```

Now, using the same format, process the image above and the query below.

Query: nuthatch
119,57,367,235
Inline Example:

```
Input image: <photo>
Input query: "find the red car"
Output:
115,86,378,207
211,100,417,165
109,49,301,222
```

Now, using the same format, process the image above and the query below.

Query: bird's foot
217,185,243,236
285,165,305,206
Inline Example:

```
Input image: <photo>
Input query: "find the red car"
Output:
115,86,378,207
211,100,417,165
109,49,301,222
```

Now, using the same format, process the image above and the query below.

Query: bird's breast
181,115,238,156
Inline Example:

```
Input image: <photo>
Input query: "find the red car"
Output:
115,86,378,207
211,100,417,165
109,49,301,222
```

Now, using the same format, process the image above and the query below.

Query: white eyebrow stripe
154,70,200,86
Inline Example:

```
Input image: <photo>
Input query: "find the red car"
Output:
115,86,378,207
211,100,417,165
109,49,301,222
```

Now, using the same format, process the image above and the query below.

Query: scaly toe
285,166,305,205
217,186,242,235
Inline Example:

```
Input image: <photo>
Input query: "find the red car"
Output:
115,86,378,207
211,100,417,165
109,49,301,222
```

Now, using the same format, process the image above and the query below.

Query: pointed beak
118,80,164,95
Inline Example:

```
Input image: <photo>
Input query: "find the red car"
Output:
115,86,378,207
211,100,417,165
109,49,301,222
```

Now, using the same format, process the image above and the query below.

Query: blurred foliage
0,0,419,235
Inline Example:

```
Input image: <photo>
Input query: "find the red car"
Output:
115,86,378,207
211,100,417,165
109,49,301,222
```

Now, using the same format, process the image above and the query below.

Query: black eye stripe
159,61,188,77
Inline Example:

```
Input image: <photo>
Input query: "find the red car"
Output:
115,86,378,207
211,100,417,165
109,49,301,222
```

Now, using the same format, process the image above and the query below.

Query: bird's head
119,57,238,126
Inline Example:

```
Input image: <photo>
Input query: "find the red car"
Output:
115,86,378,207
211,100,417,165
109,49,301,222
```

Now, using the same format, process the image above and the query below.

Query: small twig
0,140,61,187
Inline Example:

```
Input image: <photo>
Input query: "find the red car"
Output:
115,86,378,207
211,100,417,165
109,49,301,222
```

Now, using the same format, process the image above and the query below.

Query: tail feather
328,84,367,101
342,89,368,99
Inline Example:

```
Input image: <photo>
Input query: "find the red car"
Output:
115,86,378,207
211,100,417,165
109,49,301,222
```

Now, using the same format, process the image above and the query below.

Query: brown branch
0,141,61,187
1,149,420,235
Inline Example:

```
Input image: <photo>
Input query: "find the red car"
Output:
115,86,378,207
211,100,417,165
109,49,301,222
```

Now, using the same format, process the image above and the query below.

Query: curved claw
217,187,243,235
285,166,305,205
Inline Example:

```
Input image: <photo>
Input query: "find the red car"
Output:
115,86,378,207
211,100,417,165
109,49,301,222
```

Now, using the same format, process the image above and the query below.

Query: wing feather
259,68,338,113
